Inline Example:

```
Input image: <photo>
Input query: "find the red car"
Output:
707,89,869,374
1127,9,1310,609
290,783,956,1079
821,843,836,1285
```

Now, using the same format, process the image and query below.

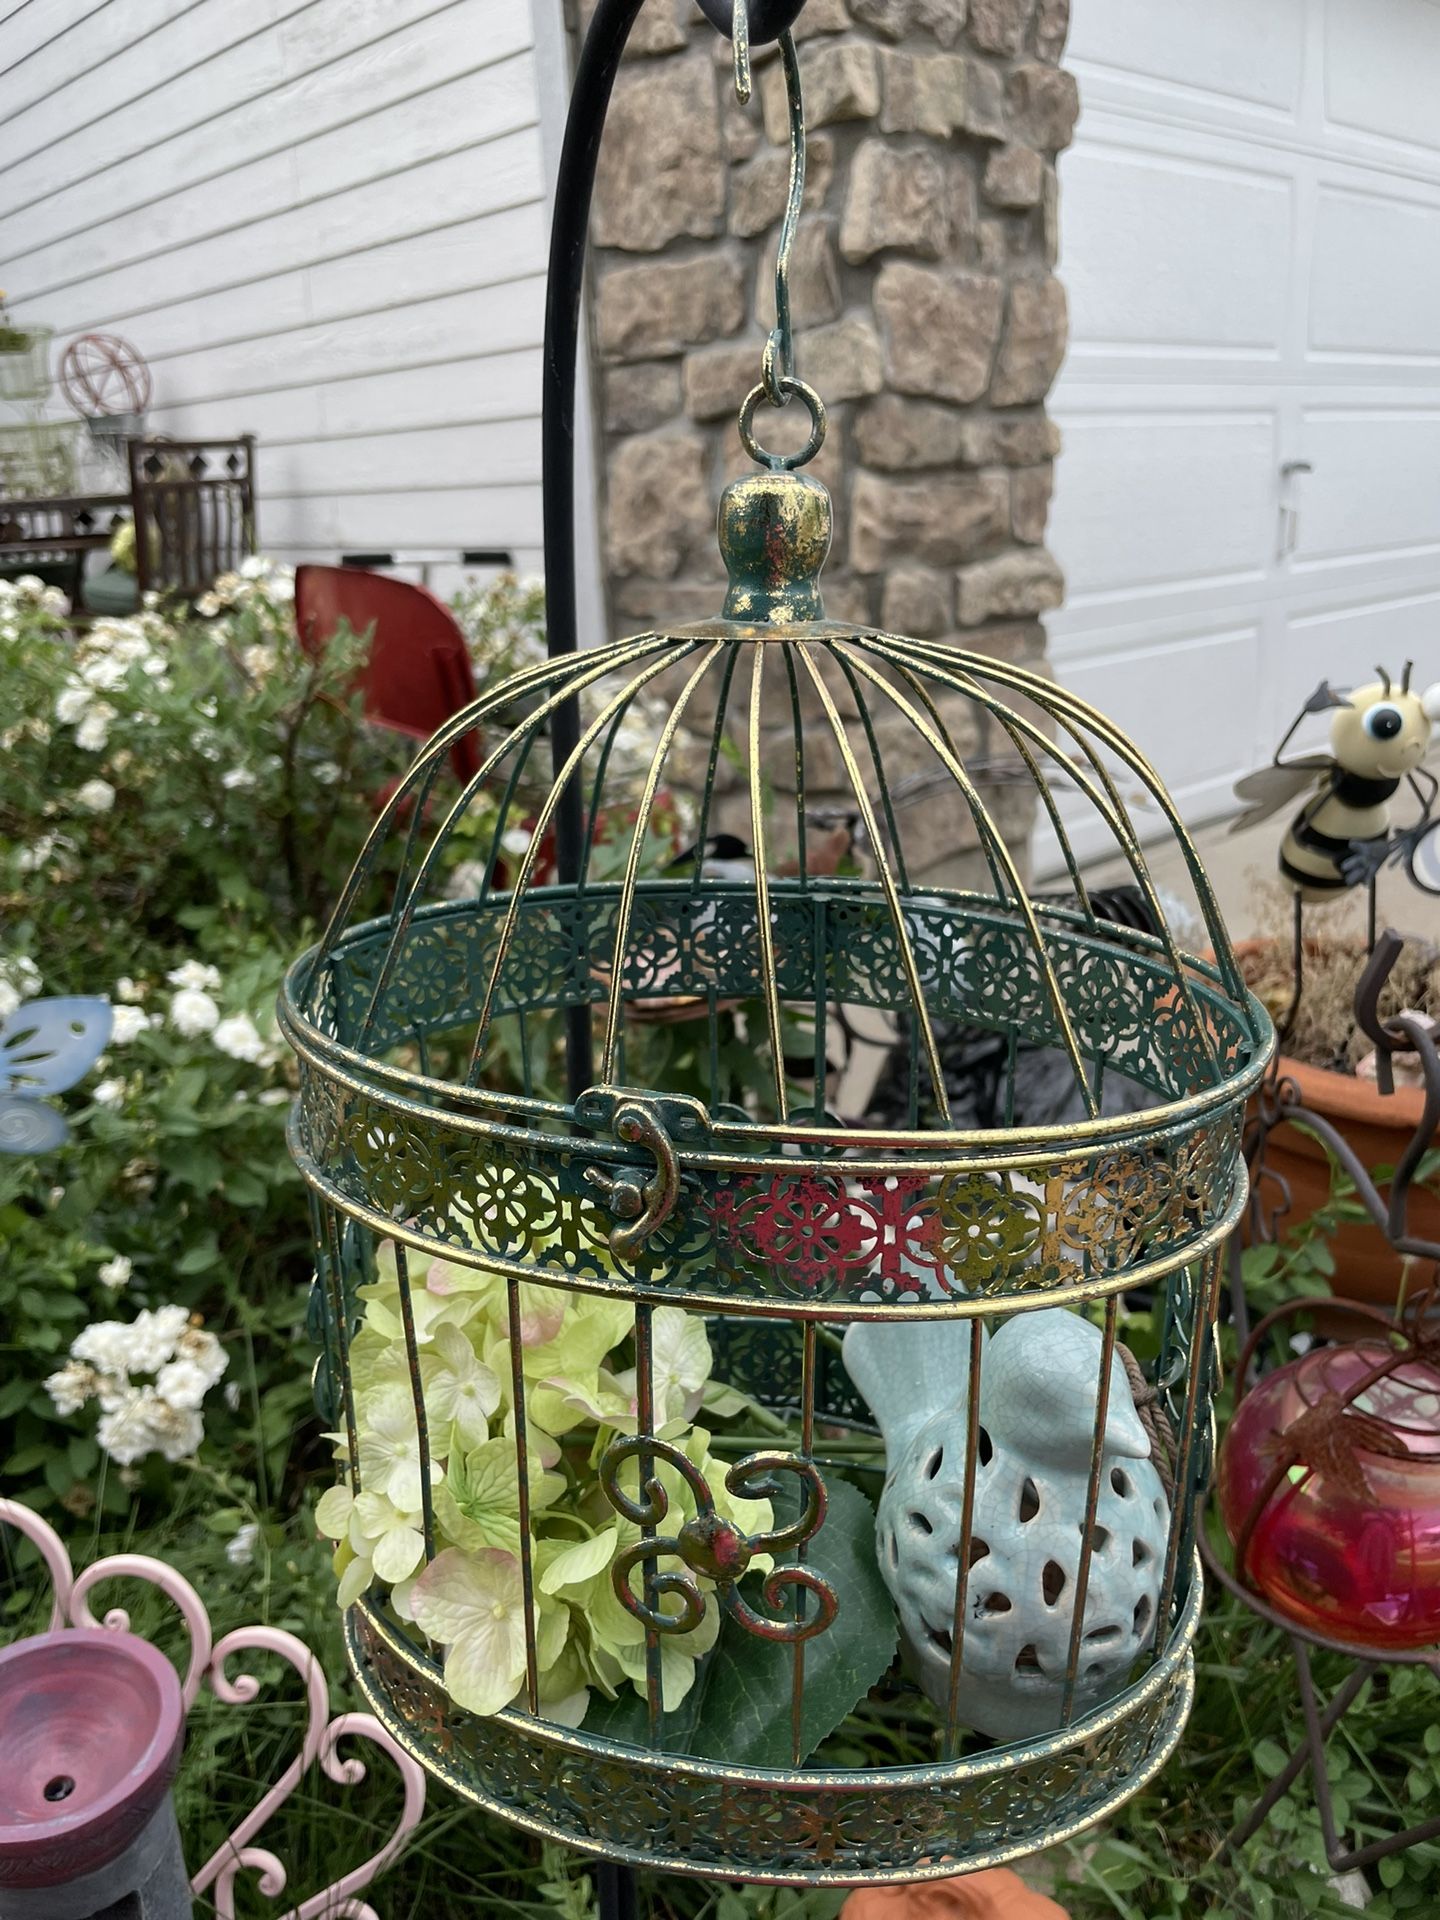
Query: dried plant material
1244,881,1440,1074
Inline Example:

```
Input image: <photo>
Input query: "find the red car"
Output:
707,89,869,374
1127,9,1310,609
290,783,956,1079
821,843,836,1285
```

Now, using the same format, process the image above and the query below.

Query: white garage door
1048,0,1440,854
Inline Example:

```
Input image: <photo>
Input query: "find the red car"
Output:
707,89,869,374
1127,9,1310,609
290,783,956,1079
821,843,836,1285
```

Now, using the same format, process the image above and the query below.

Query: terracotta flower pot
842,1870,1071,1920
1253,1054,1440,1306
1233,942,1440,1307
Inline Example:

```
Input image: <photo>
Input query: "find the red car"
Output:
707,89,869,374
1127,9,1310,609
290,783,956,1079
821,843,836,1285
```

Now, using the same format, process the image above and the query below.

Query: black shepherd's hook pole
541,0,650,1110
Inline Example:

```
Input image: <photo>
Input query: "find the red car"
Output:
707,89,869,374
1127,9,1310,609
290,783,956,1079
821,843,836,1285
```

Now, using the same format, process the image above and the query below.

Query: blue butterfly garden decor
0,998,114,1154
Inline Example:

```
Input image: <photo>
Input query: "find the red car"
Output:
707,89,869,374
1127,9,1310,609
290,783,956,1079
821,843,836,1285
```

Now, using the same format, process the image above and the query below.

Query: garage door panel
1051,411,1275,603
1065,143,1291,358
1027,0,1440,848
1325,0,1440,155
1310,185,1440,362
1282,591,1440,699
1067,0,1304,112
1051,625,1263,865
1292,409,1440,568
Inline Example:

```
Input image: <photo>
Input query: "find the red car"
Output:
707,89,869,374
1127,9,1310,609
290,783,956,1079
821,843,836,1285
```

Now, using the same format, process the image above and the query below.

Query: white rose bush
0,566,463,1515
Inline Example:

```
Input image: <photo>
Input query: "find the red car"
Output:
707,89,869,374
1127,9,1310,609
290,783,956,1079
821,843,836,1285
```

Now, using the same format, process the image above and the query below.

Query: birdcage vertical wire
279,0,1273,1887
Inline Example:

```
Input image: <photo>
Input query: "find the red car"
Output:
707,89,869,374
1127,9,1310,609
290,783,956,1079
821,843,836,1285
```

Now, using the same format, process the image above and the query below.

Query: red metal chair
294,565,481,783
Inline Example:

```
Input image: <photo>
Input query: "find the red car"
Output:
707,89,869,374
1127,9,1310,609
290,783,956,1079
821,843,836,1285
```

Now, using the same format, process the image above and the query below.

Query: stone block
761,41,880,142
1011,465,1052,544
723,100,762,162
852,0,967,45
593,58,724,253
968,0,1032,55
605,362,683,435
682,342,761,421
606,432,714,580
877,50,968,136
960,58,1007,140
991,274,1067,405
794,0,853,34
840,139,950,263
797,313,885,400
954,549,1063,624
629,0,688,53
755,218,843,327
1033,0,1071,61
850,470,1008,571
913,0,969,44
854,393,966,470
849,0,917,41
881,565,951,636
729,135,834,239
875,261,1003,404
820,573,875,628
953,413,1061,466
612,578,727,627
596,253,747,361
1006,63,1080,151
983,142,1045,210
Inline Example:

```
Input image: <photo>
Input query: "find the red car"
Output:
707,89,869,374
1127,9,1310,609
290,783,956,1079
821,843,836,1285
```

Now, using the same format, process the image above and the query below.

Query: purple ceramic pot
0,1631,184,1891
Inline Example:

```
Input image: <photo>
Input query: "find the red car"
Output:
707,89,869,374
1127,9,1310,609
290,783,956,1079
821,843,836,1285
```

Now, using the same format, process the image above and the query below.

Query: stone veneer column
588,0,1077,883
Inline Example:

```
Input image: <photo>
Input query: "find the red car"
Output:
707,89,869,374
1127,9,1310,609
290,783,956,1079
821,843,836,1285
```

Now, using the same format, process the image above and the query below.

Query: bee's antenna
1376,664,1392,695
1403,660,1414,692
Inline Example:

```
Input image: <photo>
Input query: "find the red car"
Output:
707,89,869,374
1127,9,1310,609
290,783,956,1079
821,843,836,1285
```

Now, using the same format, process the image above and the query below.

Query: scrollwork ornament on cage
600,1433,837,1645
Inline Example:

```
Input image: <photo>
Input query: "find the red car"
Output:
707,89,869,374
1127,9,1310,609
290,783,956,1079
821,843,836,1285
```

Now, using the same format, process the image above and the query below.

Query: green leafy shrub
0,565,473,1512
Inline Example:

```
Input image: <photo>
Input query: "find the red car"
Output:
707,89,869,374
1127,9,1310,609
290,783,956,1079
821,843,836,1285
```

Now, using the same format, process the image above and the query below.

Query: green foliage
0,566,446,1512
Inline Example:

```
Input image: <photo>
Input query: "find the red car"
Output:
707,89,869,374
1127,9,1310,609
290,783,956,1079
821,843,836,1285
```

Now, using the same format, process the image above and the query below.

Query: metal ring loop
737,377,827,472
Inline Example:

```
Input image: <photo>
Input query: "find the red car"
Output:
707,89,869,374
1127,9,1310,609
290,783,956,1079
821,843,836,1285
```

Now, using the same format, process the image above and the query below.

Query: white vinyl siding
0,0,565,591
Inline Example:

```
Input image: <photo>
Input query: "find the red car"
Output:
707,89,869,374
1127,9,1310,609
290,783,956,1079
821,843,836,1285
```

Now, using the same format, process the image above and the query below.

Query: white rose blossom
77,778,115,814
212,1012,266,1062
167,961,222,992
169,987,220,1037
220,767,256,790
16,834,56,874
0,957,42,1020
55,684,91,725
75,703,115,751
226,1521,261,1568
97,1254,133,1289
92,1077,126,1106
46,1360,99,1416
108,1004,149,1044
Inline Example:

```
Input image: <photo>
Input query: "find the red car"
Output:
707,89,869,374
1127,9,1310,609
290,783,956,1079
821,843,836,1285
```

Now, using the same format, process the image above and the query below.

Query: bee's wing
1229,757,1332,834
0,996,113,1095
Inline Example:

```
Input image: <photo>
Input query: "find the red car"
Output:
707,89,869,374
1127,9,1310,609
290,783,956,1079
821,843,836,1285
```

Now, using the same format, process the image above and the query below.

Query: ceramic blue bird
844,1306,1169,1742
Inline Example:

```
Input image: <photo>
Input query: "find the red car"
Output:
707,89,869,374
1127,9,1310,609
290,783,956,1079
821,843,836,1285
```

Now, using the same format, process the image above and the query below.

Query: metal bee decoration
0,999,112,1154
281,0,1272,1892
1232,668,1440,903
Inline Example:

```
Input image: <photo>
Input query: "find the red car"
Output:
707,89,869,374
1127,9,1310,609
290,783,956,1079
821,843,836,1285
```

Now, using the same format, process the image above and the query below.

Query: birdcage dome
283,468,1267,1318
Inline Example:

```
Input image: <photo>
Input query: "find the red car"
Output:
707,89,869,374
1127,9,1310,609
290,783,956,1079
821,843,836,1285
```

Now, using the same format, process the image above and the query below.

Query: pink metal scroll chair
294,565,481,784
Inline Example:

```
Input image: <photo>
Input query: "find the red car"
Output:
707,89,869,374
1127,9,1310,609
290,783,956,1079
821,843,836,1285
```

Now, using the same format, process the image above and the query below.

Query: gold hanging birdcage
280,3,1273,1888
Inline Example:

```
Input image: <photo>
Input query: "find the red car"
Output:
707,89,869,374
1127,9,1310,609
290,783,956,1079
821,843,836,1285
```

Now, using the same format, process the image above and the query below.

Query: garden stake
0,1502,425,1920
280,0,1273,1891
1208,933,1440,1872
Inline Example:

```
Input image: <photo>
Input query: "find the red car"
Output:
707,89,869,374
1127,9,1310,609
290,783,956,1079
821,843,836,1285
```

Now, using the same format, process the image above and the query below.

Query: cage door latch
582,1097,682,1259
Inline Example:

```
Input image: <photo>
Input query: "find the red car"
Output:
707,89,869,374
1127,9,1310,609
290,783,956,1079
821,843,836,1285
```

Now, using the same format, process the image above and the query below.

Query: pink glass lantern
1216,1338,1440,1651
